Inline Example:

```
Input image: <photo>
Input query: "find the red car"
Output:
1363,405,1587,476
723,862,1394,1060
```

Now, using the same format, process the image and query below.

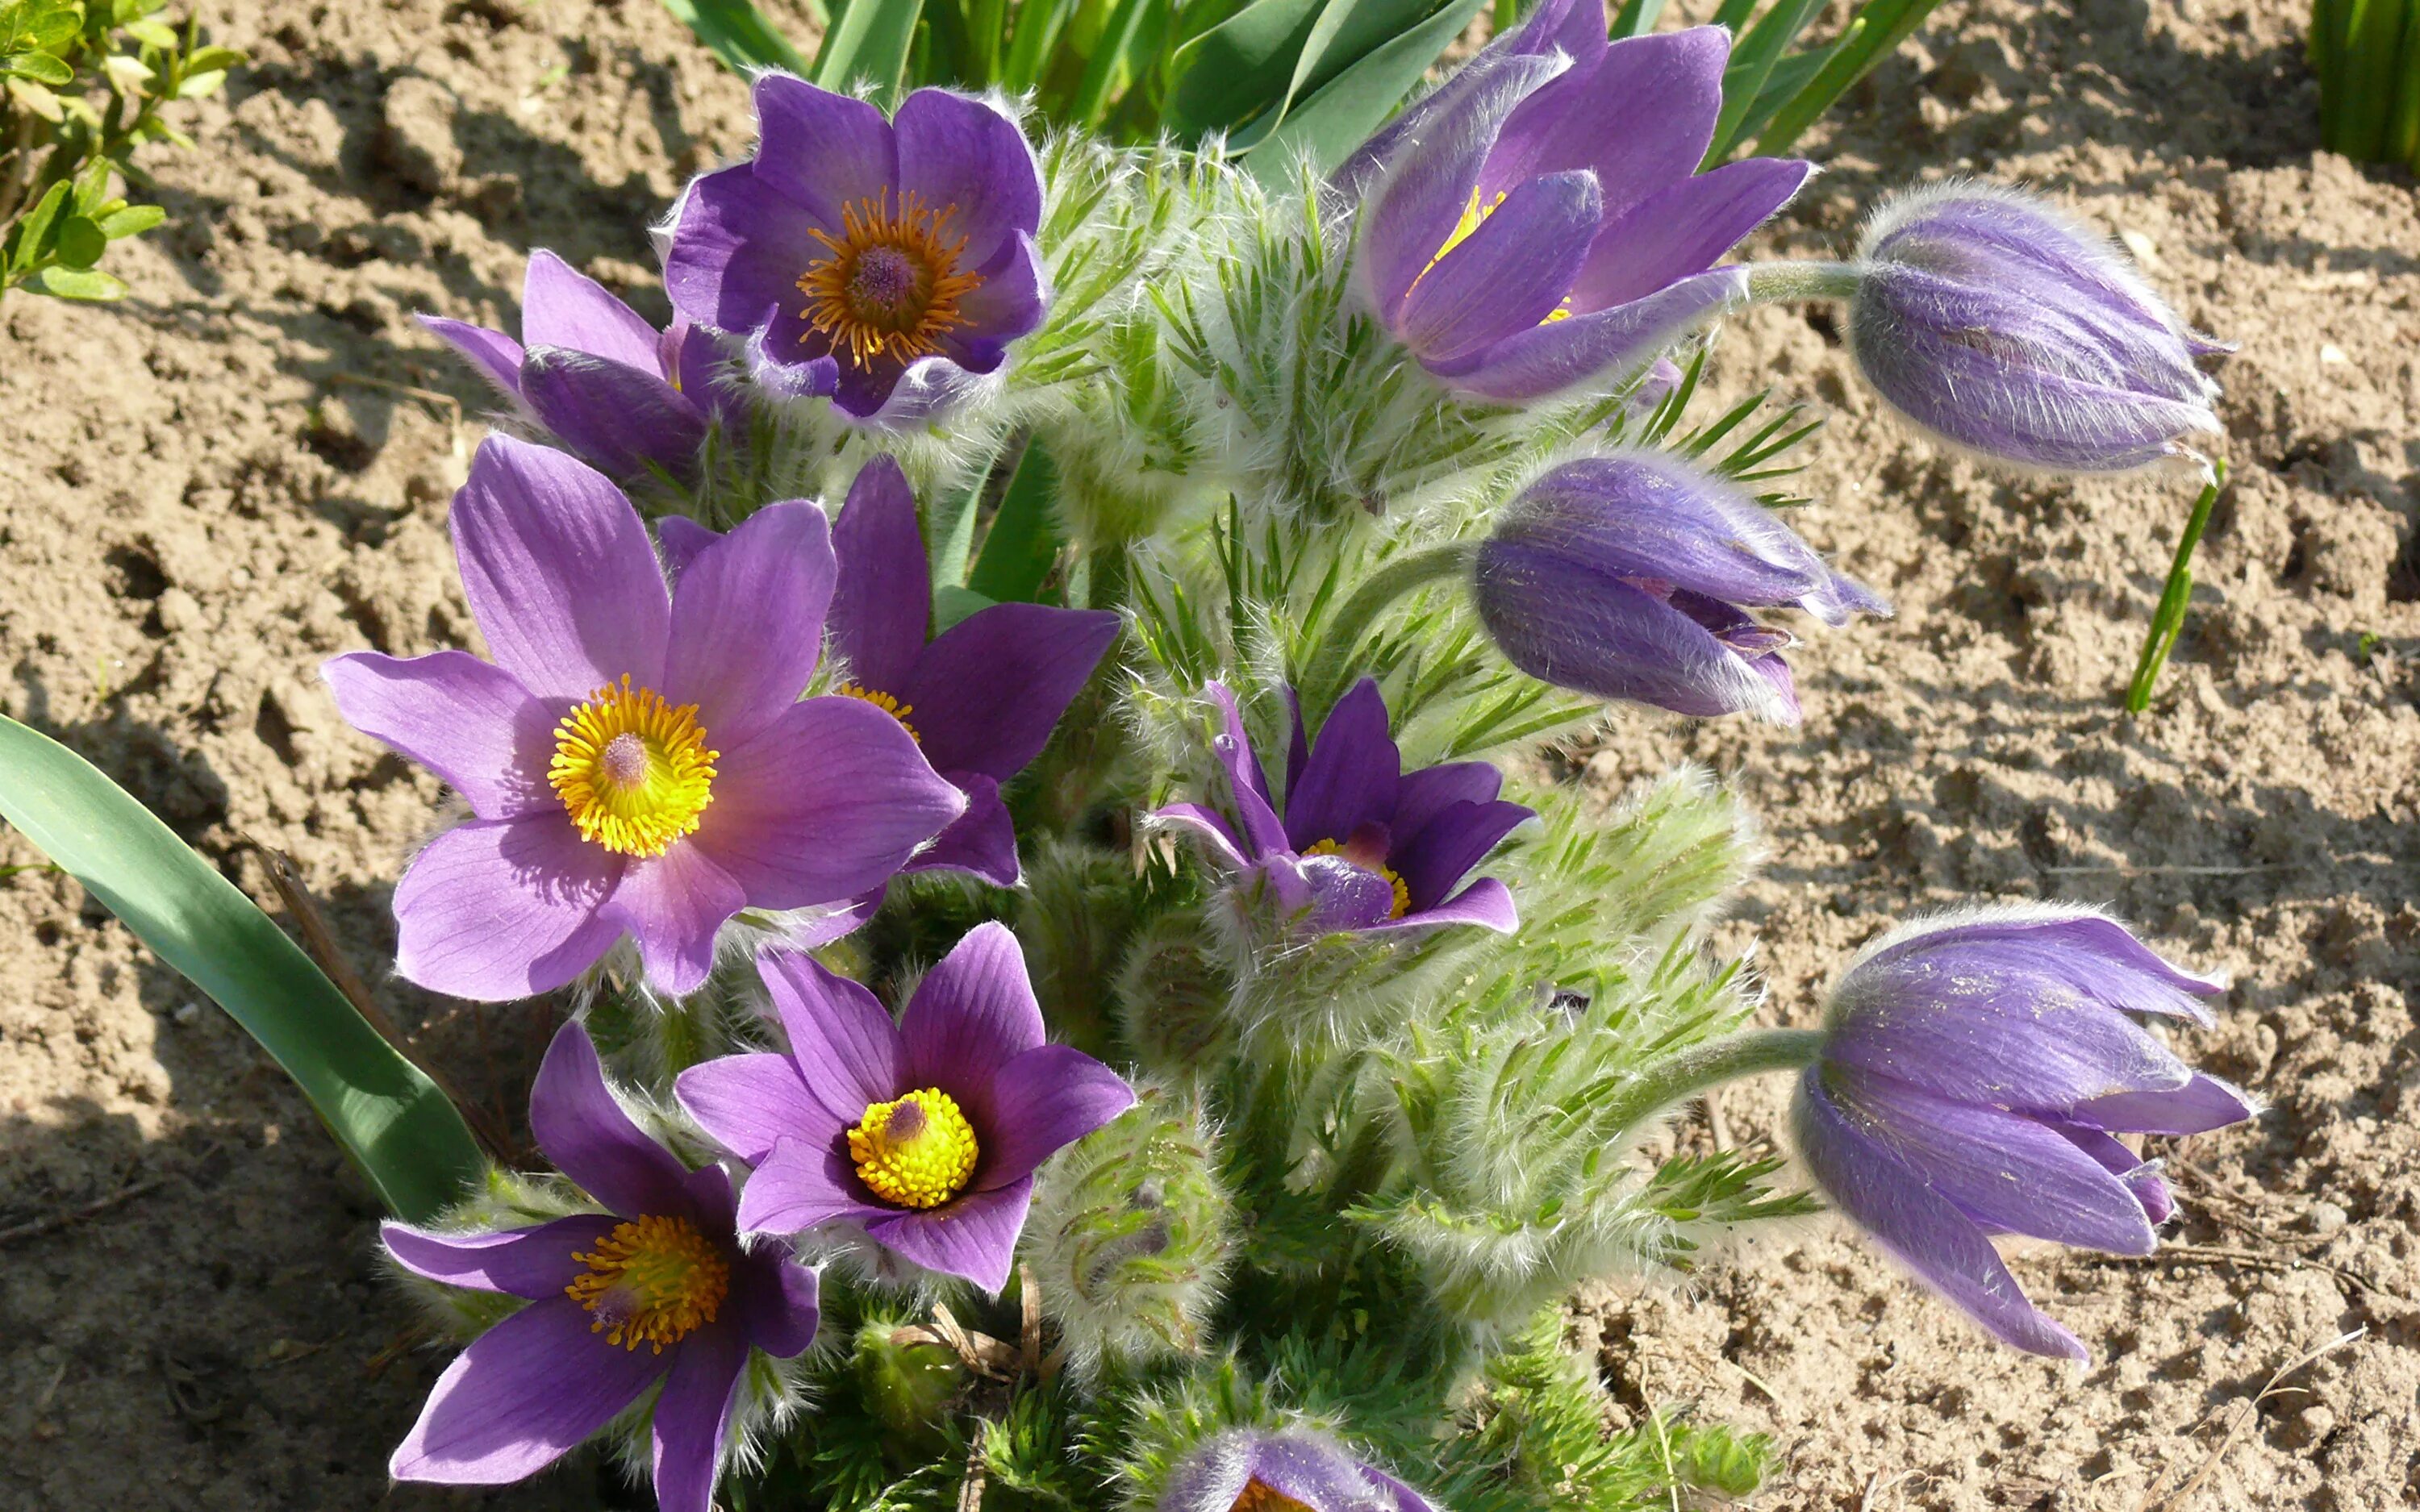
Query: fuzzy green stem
1598,1028,1826,1135
1301,542,1477,702
1744,260,1863,303
2125,458,2228,714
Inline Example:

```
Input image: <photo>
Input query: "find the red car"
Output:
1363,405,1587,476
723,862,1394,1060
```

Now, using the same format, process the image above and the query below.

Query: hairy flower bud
1158,1428,1437,1512
1846,184,2230,473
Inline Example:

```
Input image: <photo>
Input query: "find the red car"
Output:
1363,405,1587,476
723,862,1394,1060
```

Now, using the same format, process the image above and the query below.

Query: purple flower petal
892,88,1041,269
1397,169,1602,366
649,1318,749,1512
1567,156,1810,314
667,319,746,431
1283,677,1399,852
2051,1123,2175,1224
666,164,832,340
1367,876,1518,935
521,248,666,375
1859,910,2225,1026
1449,264,1750,402
1482,27,1727,225
2070,1073,2255,1136
692,696,965,910
969,1043,1134,1189
678,1052,837,1163
392,817,622,1001
657,515,720,578
418,314,525,400
899,920,1045,1093
1249,1431,1400,1511
661,498,837,748
831,349,990,427
742,317,841,396
736,1133,889,1235
450,436,672,702
1390,761,1503,846
908,773,1022,886
1299,852,1400,933
951,231,1046,346
899,602,1123,781
1150,802,1249,868
323,650,557,822
1206,681,1286,859
829,456,931,694
733,1243,823,1358
1792,1069,2087,1360
380,1214,618,1299
390,1294,670,1485
760,948,905,1129
1392,798,1532,913
531,1020,700,1220
1823,975,2192,1110
751,73,896,231
520,347,710,483
862,1175,1031,1293
602,841,749,998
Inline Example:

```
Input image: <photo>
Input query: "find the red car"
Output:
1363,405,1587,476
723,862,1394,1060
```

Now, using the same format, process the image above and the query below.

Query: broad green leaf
1066,0,1154,127
657,0,811,77
182,43,244,72
0,0,84,54
52,214,104,267
932,583,996,634
33,263,128,298
1238,0,1484,175
0,715,482,1220
173,65,223,96
5,73,62,120
72,152,110,210
966,439,1065,603
95,201,163,237
120,14,174,45
0,48,73,84
1166,0,1326,133
11,179,70,270
812,0,923,105
1001,0,1081,93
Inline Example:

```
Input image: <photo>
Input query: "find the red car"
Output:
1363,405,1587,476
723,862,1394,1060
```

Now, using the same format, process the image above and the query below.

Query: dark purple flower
383,1022,820,1512
665,76,1046,427
660,457,1120,886
1846,184,2230,473
1157,1428,1437,1512
1792,906,2255,1360
1472,451,1886,725
419,249,741,483
1153,678,1531,936
676,925,1135,1293
323,435,965,1001
1343,0,1809,404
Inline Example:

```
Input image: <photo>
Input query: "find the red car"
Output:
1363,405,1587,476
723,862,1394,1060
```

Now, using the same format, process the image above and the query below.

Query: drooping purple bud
1846,184,2230,473
1157,1427,1437,1512
1792,904,2255,1360
1471,452,1886,724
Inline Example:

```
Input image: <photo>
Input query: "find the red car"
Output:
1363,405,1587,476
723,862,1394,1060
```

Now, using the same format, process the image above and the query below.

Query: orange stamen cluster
797,190,985,367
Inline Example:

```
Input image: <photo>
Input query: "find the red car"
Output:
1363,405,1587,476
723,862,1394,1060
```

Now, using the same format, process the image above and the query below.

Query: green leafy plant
1,0,241,302
2312,0,2420,171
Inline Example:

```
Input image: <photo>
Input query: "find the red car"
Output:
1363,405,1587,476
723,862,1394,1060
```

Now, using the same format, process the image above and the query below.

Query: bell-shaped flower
419,249,740,483
323,435,966,1001
1153,679,1533,936
382,1022,821,1512
1792,905,2255,1360
660,456,1120,886
676,925,1136,1293
1473,452,1886,724
666,75,1046,427
1158,1428,1437,1512
1346,0,1809,404
1846,183,2230,472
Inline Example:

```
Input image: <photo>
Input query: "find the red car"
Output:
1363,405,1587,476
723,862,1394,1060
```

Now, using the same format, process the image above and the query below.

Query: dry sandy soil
1,0,2414,1507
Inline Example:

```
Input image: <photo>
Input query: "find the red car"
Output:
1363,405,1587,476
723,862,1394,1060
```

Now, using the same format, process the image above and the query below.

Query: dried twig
2130,1330,2364,1512
0,1176,164,1246
2101,1243,2411,1308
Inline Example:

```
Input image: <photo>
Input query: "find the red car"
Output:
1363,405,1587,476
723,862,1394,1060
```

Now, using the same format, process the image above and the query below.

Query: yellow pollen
548,674,719,858
564,1214,730,1354
848,1087,978,1210
1303,837,1412,920
837,681,919,743
796,189,985,368
1413,184,1575,324
1231,1480,1317,1512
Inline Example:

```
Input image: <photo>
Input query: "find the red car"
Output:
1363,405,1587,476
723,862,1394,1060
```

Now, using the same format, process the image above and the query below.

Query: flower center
1415,184,1573,323
849,1087,979,1210
564,1213,730,1354
1231,1480,1316,1512
1303,836,1411,919
549,675,719,858
797,190,986,368
837,681,919,742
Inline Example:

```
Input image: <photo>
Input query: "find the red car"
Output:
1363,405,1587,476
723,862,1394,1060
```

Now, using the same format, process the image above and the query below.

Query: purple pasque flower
1846,183,2230,473
676,924,1135,1293
1344,0,1809,405
419,249,742,484
1152,678,1532,937
665,75,1045,427
1158,1428,1437,1512
323,435,965,1001
382,1022,820,1512
660,456,1120,887
1472,451,1887,725
1792,905,2255,1360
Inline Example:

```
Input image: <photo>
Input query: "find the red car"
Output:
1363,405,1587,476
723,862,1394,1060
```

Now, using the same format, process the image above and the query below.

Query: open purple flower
1473,452,1887,724
660,456,1120,886
1344,0,1809,404
323,435,965,1001
665,75,1046,426
1153,679,1531,936
1158,1428,1436,1512
677,925,1135,1293
419,249,741,483
1792,906,2255,1360
383,1022,820,1512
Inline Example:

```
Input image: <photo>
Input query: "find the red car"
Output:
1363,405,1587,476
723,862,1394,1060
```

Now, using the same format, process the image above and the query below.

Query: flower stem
1598,1028,1826,1135
1743,261,1864,304
1300,542,1476,702
2125,457,2229,714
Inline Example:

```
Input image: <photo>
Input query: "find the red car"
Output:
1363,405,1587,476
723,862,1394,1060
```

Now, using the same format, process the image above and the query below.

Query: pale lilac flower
677,925,1134,1293
666,76,1045,426
1344,0,1809,403
1793,906,2255,1360
419,249,740,483
1153,679,1531,935
383,1022,820,1512
1158,1428,1437,1512
1473,452,1886,724
324,435,965,1001
660,456,1120,886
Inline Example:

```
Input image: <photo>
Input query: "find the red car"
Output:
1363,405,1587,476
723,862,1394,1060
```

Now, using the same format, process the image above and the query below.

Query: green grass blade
1003,0,1083,91
1706,0,1824,161
1167,0,1326,133
1238,0,1485,174
1608,0,1666,38
2125,460,2227,713
813,0,926,102
2393,2,2420,168
657,0,813,75
1066,0,1156,125
967,438,1066,602
0,714,482,1220
1750,0,1944,157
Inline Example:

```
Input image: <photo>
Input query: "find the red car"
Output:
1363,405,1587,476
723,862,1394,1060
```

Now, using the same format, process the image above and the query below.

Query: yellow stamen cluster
1303,837,1412,920
548,675,718,858
797,190,985,368
1231,1480,1317,1512
565,1214,730,1354
1414,184,1574,323
848,1087,979,1210
837,681,919,743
